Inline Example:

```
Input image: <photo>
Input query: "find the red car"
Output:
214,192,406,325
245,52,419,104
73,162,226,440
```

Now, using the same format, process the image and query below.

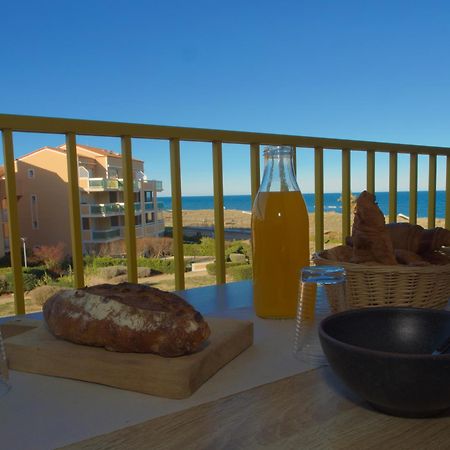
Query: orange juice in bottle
251,146,310,318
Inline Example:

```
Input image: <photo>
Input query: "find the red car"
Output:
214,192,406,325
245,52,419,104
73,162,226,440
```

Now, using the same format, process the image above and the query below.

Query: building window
109,167,119,179
82,218,90,230
111,216,119,227
109,191,118,203
30,194,39,229
27,169,35,179
135,215,142,225
144,191,153,202
145,212,154,223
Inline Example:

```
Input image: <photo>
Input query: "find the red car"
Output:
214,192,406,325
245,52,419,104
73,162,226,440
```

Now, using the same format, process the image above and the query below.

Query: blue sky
1,0,449,195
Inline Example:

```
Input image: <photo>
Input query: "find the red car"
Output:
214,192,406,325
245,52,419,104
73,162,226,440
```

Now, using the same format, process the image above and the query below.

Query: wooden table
2,281,450,449
66,367,450,450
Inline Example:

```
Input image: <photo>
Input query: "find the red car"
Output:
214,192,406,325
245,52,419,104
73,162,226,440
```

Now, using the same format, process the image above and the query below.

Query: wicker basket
313,252,450,310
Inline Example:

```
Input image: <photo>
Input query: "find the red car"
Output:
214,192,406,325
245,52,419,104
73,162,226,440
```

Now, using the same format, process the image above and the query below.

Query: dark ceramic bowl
319,307,450,417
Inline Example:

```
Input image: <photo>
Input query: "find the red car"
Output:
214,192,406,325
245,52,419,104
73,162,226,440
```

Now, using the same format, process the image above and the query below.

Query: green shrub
91,257,126,268
5,272,39,292
183,237,216,257
55,274,75,288
83,255,96,267
23,266,47,279
225,241,251,259
228,264,253,281
206,261,248,276
0,276,9,294
184,238,251,259
137,257,179,274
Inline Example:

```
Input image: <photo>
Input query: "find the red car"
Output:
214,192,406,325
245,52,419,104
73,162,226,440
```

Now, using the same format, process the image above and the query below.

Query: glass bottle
251,146,310,318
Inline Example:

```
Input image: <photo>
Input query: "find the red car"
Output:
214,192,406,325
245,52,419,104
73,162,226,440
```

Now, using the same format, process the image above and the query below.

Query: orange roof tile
16,146,66,160
57,144,143,162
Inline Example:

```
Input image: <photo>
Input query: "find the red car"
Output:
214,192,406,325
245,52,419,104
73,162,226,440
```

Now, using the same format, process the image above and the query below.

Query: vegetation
228,264,253,281
183,237,251,259
0,236,253,317
206,261,249,276
32,242,66,273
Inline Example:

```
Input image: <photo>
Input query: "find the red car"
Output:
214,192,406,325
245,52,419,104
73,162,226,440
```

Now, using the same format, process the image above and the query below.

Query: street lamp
20,237,27,268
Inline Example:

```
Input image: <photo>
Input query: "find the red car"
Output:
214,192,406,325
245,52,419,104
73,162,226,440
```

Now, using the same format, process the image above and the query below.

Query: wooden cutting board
3,318,253,399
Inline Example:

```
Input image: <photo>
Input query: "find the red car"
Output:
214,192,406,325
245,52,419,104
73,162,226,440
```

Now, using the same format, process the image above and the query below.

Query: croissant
351,191,397,265
386,223,450,255
386,223,423,253
418,227,450,254
322,245,353,263
394,249,430,266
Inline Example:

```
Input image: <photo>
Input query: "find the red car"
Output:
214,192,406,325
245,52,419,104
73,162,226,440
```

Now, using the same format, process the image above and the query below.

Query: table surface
2,281,450,450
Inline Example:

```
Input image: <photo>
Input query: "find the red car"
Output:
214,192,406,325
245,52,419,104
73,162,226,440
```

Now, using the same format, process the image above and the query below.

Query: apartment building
0,144,164,256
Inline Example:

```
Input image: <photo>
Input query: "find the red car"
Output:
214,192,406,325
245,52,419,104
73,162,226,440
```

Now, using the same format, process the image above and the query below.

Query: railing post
446,155,450,230
389,152,397,223
427,154,437,228
250,143,260,206
366,150,375,194
314,147,324,251
170,139,185,290
212,142,226,285
1,129,25,314
292,146,297,176
65,133,84,288
341,149,351,243
121,136,137,283
409,153,418,225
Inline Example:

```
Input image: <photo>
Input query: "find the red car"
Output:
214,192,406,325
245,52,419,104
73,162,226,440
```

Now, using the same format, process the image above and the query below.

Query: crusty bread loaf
43,283,210,357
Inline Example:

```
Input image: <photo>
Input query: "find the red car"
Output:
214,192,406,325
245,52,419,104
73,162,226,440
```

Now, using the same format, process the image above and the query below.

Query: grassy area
0,271,222,318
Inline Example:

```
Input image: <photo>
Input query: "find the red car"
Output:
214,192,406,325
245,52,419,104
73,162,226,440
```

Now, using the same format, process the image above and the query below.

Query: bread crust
43,283,211,357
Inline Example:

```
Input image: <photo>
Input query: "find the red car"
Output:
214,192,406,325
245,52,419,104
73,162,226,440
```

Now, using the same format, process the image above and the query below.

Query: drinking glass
294,266,346,366
0,328,10,397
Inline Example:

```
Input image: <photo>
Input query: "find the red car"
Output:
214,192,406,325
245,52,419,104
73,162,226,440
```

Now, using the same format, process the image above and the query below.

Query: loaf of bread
43,283,211,357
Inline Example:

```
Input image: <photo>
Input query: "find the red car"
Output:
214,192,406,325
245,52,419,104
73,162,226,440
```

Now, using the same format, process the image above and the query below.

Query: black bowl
319,307,450,417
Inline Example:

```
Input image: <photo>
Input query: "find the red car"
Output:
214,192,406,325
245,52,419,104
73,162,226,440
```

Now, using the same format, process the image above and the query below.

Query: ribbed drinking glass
294,266,346,366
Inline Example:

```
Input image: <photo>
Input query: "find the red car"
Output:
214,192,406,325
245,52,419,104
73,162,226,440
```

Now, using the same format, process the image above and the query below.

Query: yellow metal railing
1,113,450,315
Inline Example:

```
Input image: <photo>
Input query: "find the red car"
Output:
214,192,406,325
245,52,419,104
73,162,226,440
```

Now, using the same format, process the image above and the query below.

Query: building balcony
83,219,165,242
145,180,163,192
79,177,141,192
90,228,121,241
80,201,157,217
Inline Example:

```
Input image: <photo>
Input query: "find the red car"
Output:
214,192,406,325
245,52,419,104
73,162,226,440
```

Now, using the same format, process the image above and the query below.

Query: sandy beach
163,209,445,248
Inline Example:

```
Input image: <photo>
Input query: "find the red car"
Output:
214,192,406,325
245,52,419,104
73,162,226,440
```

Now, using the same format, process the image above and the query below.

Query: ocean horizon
159,191,448,219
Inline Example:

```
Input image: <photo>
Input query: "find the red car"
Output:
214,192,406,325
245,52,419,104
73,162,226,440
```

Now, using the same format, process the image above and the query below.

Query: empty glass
0,328,10,397
294,266,346,366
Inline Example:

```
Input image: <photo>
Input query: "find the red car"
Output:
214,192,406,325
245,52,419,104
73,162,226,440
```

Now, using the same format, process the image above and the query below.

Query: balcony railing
0,113,449,315
85,178,140,192
81,202,156,216
91,228,121,241
86,221,165,241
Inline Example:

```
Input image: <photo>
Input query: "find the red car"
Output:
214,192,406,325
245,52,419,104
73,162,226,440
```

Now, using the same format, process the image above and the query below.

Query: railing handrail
1,113,449,156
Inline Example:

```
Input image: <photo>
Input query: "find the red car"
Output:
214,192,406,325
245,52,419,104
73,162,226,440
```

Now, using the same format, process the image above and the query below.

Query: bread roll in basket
314,191,450,310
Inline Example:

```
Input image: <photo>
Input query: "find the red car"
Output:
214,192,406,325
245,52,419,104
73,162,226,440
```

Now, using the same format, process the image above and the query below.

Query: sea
159,191,448,219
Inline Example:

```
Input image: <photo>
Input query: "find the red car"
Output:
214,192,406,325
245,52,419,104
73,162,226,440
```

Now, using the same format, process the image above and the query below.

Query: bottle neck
259,148,299,192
